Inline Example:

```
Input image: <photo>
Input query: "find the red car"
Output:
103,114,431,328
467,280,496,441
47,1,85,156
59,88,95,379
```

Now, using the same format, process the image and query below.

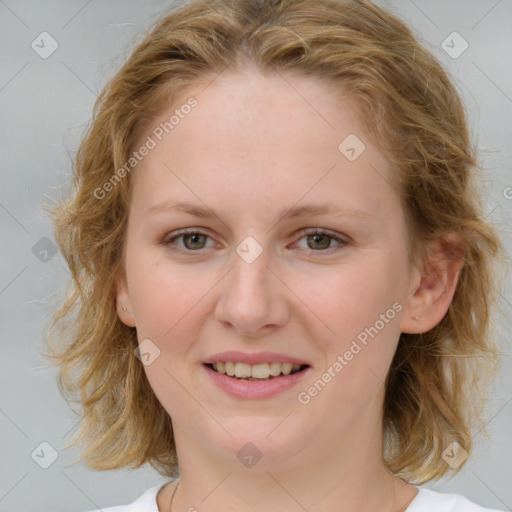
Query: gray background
1,1,511,511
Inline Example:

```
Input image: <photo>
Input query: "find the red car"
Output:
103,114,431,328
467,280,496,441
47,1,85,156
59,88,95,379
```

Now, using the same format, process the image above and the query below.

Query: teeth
269,362,282,376
234,363,252,378
211,361,304,379
251,363,270,379
224,361,235,376
282,363,293,375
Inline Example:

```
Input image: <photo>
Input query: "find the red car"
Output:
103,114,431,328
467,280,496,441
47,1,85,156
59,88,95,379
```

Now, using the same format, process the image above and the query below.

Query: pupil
311,234,328,249
186,233,203,249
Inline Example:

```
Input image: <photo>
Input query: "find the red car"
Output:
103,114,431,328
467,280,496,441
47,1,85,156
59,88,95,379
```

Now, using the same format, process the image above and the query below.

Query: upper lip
203,351,310,366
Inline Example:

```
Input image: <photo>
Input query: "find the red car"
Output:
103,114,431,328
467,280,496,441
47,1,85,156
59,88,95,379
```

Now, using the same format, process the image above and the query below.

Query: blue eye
162,228,348,255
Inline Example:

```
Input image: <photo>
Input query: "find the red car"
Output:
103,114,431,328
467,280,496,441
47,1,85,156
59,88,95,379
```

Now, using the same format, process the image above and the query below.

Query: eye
293,228,348,254
162,228,215,253
161,227,349,255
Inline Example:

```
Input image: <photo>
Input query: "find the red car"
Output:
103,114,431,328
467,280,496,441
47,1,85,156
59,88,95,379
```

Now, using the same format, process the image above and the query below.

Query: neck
165,463,416,512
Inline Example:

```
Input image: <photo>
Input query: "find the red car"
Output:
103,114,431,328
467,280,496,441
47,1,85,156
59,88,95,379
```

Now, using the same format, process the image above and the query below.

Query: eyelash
161,227,349,256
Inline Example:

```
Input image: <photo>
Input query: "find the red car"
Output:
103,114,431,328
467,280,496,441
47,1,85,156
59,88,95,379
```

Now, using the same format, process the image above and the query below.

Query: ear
115,269,136,328
400,233,465,334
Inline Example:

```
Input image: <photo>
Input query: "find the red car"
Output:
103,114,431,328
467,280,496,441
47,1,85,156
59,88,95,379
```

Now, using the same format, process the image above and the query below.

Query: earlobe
115,272,136,328
400,234,464,334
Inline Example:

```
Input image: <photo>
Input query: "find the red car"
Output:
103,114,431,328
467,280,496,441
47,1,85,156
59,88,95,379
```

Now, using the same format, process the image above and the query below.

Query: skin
115,66,463,512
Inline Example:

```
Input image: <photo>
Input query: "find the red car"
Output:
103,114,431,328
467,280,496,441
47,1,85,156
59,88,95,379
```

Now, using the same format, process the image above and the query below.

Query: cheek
294,258,402,341
128,258,207,412
293,254,403,392
127,254,206,339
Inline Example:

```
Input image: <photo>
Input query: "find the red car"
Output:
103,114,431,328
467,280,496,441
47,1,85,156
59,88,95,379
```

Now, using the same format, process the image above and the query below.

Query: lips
202,351,312,398
203,362,312,399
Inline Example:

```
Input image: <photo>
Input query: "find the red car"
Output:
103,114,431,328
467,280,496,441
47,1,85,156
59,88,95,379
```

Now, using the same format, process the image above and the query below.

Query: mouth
204,362,310,381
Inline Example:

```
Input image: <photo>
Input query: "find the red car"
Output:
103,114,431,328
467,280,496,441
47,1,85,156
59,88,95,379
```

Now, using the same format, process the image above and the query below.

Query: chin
205,420,308,469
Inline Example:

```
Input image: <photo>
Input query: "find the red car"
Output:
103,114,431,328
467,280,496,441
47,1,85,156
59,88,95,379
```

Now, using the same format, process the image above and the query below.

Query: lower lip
203,364,311,400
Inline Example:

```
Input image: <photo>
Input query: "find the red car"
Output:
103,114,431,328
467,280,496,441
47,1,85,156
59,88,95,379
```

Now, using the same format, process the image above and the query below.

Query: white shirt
83,484,508,512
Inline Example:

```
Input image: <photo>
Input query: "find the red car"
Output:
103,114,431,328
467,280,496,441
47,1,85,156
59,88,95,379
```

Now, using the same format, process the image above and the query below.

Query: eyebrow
145,200,375,221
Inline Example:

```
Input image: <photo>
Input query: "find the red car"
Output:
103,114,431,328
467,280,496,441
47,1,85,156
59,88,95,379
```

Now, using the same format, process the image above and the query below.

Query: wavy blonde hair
43,0,507,484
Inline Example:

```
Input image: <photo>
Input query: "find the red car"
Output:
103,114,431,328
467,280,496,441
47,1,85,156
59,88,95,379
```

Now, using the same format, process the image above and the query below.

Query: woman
44,0,508,510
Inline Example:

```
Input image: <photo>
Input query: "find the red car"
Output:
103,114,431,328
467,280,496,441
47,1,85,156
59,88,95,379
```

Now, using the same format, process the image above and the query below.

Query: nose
214,245,290,338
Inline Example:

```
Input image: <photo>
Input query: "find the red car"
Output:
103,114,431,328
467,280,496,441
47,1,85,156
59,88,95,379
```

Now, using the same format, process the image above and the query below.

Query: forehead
129,69,397,218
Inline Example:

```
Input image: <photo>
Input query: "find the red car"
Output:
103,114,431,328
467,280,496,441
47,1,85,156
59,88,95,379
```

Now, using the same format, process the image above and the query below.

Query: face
116,67,421,470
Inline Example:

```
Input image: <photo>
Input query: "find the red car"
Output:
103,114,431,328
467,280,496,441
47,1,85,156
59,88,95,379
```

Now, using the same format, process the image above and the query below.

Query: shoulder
407,487,507,512
81,484,164,512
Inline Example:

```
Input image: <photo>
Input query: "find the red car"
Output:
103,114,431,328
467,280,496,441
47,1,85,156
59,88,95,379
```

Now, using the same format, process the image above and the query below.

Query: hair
43,0,507,485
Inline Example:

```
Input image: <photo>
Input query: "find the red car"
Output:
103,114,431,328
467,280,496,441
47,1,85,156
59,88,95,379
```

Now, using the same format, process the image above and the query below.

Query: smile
203,362,312,399
207,361,309,380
